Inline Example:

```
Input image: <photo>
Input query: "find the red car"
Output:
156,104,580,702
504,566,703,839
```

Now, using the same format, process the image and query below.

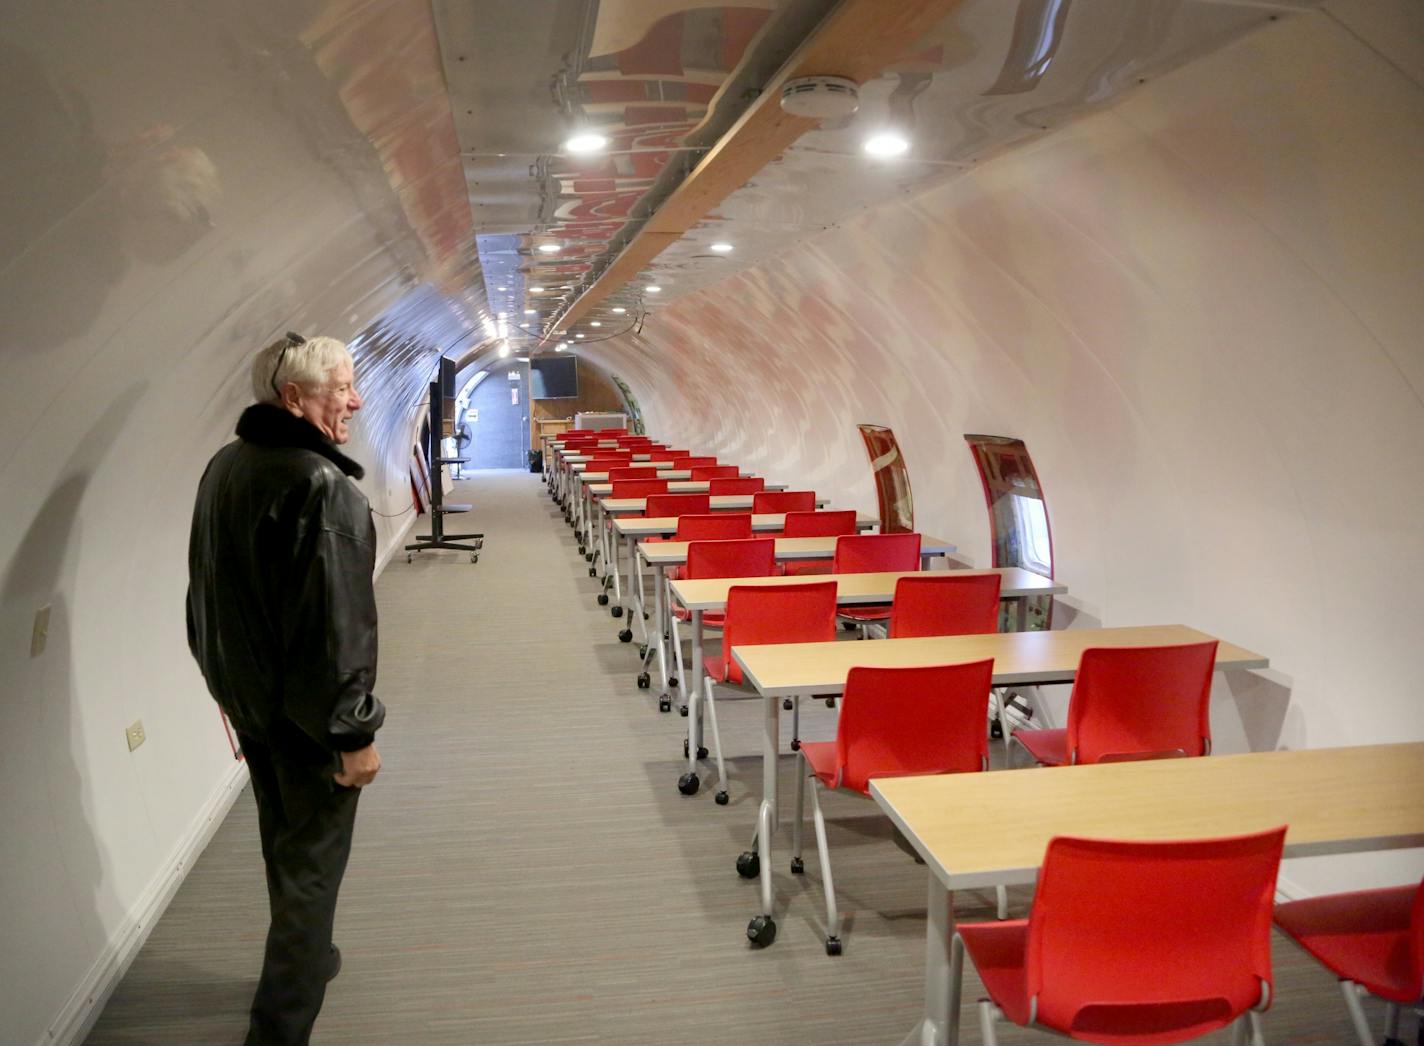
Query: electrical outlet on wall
126,720,146,752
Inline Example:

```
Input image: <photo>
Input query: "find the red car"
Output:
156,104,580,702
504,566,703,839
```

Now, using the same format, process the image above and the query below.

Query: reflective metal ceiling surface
427,0,1307,361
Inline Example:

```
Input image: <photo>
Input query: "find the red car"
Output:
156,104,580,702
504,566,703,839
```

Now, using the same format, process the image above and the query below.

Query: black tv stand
405,383,484,562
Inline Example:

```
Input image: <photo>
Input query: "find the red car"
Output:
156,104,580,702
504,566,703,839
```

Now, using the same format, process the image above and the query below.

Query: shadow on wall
0,391,145,1037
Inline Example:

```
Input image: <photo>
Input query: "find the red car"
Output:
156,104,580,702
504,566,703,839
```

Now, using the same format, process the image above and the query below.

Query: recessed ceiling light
498,341,510,358
496,285,507,291
575,333,585,339
564,132,608,154
710,243,734,253
590,321,602,327
530,286,545,292
523,309,536,315
611,307,626,314
496,311,507,319
537,243,562,254
555,344,567,352
864,132,910,157
646,285,661,293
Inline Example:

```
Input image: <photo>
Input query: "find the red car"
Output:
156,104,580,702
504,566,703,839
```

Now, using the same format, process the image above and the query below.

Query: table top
615,513,877,538
600,494,825,512
573,460,677,473
870,742,1424,891
732,623,1268,698
582,471,762,485
670,567,1061,611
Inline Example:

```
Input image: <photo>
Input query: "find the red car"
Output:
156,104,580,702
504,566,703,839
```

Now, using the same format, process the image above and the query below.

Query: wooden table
670,568,1061,784
871,742,1424,1046
726,625,1269,955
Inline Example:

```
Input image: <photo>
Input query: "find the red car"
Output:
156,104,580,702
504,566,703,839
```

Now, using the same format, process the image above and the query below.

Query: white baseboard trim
374,511,420,576
45,757,250,1046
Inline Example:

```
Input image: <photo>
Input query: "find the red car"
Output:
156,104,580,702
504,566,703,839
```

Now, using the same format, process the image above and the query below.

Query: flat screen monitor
439,357,457,433
531,356,578,399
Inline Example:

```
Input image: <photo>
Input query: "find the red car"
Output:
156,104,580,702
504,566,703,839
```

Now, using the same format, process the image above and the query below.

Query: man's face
293,362,362,444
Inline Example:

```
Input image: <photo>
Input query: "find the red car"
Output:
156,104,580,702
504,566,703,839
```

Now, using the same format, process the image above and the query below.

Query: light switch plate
126,720,146,752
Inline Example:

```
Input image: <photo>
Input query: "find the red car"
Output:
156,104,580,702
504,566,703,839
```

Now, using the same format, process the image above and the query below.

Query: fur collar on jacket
235,403,365,480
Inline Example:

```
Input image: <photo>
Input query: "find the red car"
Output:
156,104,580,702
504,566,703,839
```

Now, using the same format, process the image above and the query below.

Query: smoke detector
779,76,860,120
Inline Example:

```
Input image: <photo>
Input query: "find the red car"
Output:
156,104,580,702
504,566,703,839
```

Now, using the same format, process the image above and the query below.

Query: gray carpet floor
87,470,1403,1044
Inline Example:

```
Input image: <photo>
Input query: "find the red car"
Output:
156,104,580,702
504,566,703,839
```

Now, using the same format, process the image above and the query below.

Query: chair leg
704,677,729,804
991,688,1011,760
1383,1001,1400,1043
1340,981,1374,1046
791,694,800,751
808,779,840,952
792,750,806,867
978,1000,1001,1046
1247,1010,1266,1046
670,615,685,703
949,933,966,1034
995,885,1008,920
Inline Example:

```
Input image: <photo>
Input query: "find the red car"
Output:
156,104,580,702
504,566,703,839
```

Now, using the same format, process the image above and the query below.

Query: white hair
251,335,352,404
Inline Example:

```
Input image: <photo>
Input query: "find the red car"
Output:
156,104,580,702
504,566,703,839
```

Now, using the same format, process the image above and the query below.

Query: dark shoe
326,944,342,982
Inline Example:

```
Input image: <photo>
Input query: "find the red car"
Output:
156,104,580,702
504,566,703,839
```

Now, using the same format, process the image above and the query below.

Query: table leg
689,608,704,735
751,691,782,939
653,563,670,700
623,528,637,627
897,879,958,1046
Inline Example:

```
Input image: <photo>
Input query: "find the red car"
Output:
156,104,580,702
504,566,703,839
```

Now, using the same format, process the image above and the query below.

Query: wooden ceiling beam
553,0,966,333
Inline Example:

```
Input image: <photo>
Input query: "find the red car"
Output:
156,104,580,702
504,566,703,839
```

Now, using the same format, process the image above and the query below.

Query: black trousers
238,733,360,1046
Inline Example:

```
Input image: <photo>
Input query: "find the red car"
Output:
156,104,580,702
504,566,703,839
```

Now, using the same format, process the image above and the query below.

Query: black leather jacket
187,404,385,760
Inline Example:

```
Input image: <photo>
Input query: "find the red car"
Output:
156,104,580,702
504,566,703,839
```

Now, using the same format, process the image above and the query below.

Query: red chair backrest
782,510,859,538
888,573,1002,639
709,477,765,495
608,466,658,481
691,465,739,480
834,661,994,792
718,581,838,685
833,532,922,573
610,479,670,498
1066,642,1218,764
644,493,711,518
675,513,753,541
661,448,688,457
672,455,716,468
643,444,669,453
752,491,816,513
585,456,630,469
1028,828,1285,1040
685,538,776,582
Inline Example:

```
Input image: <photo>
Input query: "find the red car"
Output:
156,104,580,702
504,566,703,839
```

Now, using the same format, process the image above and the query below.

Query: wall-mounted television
438,357,457,437
531,356,578,399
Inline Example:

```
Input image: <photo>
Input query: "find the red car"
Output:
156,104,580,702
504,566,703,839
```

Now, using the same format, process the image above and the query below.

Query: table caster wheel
782,698,793,711
578,544,586,555
825,697,836,708
736,851,760,879
679,705,688,717
584,552,594,563
406,553,413,563
790,739,800,752
659,696,671,713
824,936,842,956
597,593,609,606
611,606,623,618
668,676,678,688
638,644,648,658
677,772,699,796
790,857,804,875
715,790,729,806
588,566,597,577
682,740,707,759
618,629,633,643
470,554,478,564
841,621,857,632
747,915,776,948
990,718,1003,740
637,672,650,689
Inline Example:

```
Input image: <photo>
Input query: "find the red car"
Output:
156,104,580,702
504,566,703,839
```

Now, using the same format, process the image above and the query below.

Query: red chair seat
1274,885,1419,1003
958,921,1033,1026
797,740,838,788
674,605,724,628
1012,727,1068,766
838,605,890,622
783,561,832,576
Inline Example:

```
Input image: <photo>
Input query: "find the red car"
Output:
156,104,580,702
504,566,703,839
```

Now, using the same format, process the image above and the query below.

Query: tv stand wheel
597,594,609,606
470,554,478,564
407,553,413,563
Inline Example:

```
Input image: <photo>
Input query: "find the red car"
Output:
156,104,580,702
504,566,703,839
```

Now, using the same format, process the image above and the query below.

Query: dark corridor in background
467,364,530,469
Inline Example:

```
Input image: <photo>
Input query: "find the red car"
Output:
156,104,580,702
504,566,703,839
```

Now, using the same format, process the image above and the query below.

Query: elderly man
187,333,384,1045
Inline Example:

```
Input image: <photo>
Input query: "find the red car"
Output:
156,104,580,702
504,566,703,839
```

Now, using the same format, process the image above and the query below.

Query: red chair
831,532,922,635
644,493,711,519
1274,879,1424,1046
691,465,740,480
752,490,816,514
709,477,765,495
780,510,860,576
691,580,838,805
1011,641,1218,767
608,466,658,482
794,661,997,955
888,572,1002,639
676,455,718,468
670,539,778,724
609,479,669,499
676,513,754,541
954,828,1285,1045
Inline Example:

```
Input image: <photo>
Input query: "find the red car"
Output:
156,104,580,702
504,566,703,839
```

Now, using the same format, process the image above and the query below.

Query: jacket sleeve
280,474,386,751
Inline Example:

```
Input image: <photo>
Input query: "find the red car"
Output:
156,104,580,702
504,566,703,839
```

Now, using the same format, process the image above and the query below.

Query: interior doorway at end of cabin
465,363,530,470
